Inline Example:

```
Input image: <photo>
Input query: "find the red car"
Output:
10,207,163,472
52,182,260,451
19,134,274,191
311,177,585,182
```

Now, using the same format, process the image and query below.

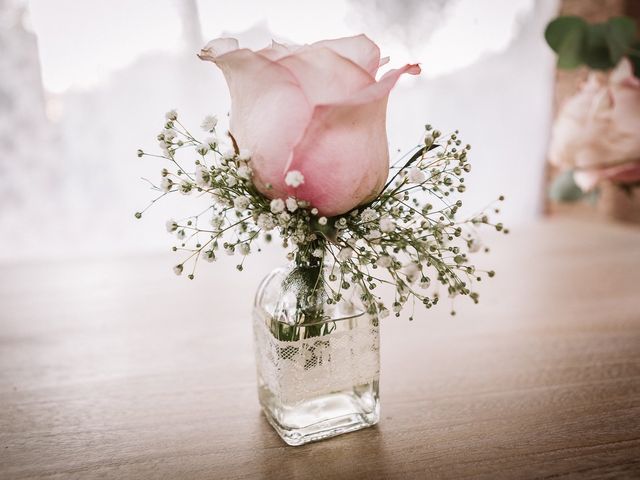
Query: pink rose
549,59,640,190
199,35,420,216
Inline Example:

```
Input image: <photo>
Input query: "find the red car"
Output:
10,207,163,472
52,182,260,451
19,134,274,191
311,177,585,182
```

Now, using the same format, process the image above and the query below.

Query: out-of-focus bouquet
545,16,640,203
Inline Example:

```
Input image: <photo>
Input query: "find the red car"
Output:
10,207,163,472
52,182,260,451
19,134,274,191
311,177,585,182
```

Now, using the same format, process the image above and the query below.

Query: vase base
259,384,380,446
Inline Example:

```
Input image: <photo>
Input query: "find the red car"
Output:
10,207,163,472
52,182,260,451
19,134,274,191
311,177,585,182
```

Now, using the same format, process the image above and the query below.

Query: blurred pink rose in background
549,59,640,191
199,34,420,216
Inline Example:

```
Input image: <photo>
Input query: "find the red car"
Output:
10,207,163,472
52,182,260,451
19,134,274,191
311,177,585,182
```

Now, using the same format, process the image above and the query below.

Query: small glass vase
253,262,380,446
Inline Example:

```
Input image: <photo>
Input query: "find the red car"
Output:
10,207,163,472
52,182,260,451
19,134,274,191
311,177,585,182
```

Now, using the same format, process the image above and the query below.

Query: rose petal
256,40,297,61
285,64,421,216
199,39,311,198
199,38,240,59
277,47,374,105
311,34,382,77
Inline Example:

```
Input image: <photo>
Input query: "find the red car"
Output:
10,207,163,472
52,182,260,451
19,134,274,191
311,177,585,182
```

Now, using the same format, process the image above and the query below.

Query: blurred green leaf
545,16,588,69
584,23,615,70
629,41,640,77
606,16,637,64
549,170,585,202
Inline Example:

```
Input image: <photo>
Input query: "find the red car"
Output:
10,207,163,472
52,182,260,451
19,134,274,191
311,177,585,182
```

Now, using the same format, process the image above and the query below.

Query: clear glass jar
253,263,380,446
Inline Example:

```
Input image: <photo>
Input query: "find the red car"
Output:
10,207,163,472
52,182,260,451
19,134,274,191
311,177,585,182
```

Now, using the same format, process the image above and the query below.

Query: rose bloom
199,35,420,216
549,59,640,191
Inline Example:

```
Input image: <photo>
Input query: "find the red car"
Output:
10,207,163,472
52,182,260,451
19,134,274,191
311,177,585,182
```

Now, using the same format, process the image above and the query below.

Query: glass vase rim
255,303,367,328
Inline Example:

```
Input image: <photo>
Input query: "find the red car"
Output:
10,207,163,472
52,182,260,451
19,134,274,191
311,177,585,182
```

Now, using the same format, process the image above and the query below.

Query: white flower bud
165,109,177,121
163,129,176,142
279,212,291,224
338,247,353,261
379,217,396,233
200,115,218,132
160,178,173,192
203,251,216,262
257,213,276,231
408,167,426,184
233,196,250,211
179,180,192,195
165,219,178,233
285,197,298,212
195,166,210,188
210,220,223,234
360,208,378,223
284,170,304,188
375,255,393,268
270,198,285,214
239,149,252,161
403,263,421,283
237,165,252,180
196,142,209,155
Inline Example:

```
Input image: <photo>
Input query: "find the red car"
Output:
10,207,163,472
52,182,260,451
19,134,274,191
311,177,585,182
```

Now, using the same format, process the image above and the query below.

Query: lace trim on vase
253,313,380,405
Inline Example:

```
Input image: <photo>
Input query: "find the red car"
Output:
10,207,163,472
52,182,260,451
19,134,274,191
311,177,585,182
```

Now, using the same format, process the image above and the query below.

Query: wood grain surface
1,219,640,479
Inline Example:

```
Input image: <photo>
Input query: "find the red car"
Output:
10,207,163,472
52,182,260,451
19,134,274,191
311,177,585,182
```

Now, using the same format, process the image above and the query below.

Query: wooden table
1,219,640,479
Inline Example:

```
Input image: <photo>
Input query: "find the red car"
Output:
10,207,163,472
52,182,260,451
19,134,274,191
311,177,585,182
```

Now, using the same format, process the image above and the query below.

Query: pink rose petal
285,64,421,216
200,36,420,214
200,40,311,198
311,34,383,78
277,47,374,105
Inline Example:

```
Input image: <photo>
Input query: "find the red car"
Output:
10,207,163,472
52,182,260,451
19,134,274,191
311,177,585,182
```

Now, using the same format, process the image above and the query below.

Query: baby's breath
137,112,506,316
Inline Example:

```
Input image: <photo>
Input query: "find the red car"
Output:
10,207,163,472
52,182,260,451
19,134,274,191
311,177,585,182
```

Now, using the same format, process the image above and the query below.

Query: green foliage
585,23,613,69
545,16,589,69
630,40,640,77
607,17,637,64
549,170,585,202
545,16,638,71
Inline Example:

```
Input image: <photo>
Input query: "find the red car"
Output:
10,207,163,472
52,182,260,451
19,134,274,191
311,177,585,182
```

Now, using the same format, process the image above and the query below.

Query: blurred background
1,0,559,262
1,0,639,263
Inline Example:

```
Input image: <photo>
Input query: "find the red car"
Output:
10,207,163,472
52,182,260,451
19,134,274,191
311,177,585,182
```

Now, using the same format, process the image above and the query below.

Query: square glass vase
253,267,380,446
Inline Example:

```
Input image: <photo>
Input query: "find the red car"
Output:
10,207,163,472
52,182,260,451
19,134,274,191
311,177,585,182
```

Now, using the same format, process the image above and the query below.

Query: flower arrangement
136,35,506,323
